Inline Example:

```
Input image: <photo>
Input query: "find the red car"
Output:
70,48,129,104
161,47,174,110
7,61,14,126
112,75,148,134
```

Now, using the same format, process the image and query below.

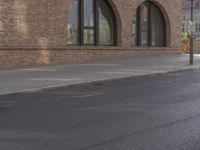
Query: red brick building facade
0,0,182,69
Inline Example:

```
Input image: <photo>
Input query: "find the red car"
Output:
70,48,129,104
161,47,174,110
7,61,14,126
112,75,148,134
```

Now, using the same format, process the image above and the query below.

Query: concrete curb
0,67,199,97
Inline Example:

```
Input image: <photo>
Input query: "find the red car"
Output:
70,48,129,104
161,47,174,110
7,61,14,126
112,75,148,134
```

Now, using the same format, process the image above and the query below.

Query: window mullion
80,0,84,45
75,0,116,46
136,6,141,46
148,3,152,46
95,0,99,45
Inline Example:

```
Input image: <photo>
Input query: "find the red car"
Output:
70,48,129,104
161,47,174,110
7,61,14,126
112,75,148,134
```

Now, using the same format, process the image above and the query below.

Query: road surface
1,70,200,150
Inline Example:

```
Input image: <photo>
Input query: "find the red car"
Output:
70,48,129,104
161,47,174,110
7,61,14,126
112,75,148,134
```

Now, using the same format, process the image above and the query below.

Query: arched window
136,1,166,47
68,0,117,46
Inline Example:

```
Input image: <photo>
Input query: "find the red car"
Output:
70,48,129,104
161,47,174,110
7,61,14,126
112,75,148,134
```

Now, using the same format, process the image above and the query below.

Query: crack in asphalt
79,113,200,150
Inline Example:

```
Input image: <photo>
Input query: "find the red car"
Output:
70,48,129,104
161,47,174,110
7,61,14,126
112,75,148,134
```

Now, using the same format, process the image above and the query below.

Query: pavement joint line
0,67,199,97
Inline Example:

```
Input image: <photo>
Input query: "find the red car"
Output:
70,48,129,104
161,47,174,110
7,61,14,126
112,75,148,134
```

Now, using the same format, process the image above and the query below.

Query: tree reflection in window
67,0,79,45
67,0,117,46
99,0,114,45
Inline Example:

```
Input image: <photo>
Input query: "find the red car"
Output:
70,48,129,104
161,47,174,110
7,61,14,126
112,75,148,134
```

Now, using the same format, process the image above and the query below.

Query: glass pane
98,0,114,45
132,14,137,46
84,29,94,44
140,4,148,46
151,4,165,46
67,0,79,44
84,0,94,27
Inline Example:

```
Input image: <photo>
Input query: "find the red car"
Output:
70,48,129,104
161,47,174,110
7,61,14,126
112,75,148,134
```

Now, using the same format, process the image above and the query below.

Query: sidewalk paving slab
0,54,200,96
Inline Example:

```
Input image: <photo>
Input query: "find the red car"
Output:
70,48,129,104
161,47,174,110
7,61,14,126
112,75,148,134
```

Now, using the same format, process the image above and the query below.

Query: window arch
136,1,166,47
67,0,117,46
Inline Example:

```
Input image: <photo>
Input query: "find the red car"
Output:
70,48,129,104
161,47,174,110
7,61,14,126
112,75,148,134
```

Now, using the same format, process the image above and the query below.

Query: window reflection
84,29,94,44
99,0,114,45
151,4,165,46
84,0,94,27
140,4,148,46
67,0,79,44
67,0,117,46
136,2,166,47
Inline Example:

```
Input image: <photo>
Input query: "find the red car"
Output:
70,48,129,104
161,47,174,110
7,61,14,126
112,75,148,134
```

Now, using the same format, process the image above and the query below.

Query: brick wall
0,0,182,69
0,47,180,69
181,40,200,54
194,40,200,53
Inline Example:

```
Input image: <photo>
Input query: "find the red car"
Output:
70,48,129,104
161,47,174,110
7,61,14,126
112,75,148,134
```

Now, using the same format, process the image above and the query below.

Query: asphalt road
1,70,200,150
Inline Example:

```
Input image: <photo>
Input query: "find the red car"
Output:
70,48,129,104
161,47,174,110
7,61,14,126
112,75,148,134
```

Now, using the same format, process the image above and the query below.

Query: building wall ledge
0,46,181,69
0,46,181,51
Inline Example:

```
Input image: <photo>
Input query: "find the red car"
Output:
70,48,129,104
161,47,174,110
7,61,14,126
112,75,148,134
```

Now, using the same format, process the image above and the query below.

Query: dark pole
190,0,194,65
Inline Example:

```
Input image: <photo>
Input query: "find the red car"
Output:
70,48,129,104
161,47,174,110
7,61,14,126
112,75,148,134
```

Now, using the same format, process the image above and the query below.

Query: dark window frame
70,0,117,46
136,1,166,47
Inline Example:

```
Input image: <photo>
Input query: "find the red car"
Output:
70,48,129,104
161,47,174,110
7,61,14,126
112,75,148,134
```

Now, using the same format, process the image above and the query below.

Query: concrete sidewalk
0,54,200,95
